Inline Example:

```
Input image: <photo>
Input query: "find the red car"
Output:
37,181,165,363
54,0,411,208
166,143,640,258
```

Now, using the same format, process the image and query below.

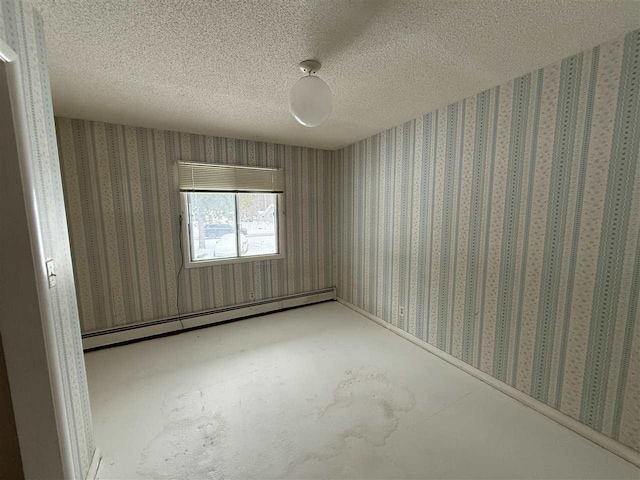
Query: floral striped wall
0,1,95,477
56,117,334,333
333,29,640,452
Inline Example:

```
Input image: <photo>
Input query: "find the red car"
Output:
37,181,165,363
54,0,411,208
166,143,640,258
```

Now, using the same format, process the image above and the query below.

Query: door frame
0,38,75,478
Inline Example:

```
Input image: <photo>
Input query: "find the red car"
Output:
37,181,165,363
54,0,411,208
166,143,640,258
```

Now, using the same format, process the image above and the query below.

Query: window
178,162,284,267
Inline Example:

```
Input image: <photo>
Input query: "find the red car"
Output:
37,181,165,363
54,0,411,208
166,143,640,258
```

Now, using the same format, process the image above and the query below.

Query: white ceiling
34,0,640,150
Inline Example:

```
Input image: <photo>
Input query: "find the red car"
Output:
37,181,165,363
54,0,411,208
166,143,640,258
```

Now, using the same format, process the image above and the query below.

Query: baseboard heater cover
82,288,336,350
337,297,640,469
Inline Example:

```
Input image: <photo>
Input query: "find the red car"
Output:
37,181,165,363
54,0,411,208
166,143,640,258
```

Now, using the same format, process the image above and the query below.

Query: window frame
180,191,285,268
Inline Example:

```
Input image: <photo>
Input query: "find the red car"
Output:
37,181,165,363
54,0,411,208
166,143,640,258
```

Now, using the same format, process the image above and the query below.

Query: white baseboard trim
82,288,336,350
85,448,101,480
337,297,640,468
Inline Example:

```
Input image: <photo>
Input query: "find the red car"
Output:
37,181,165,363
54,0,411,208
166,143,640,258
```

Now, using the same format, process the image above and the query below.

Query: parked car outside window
204,223,234,239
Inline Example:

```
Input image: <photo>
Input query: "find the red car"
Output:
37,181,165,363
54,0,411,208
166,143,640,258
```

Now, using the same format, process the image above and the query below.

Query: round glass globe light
289,75,333,127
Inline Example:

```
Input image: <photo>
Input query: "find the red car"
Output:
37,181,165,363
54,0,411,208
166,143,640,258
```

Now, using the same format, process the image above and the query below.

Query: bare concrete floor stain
285,367,416,476
137,389,228,479
86,303,640,479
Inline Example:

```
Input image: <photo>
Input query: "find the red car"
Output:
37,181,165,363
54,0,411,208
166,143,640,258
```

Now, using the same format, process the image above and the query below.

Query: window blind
178,162,285,193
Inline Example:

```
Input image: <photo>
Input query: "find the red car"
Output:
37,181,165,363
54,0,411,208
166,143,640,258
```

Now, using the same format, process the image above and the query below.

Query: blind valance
178,162,285,193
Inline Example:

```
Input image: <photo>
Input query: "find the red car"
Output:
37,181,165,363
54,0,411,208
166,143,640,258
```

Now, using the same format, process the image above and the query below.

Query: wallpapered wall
0,0,95,477
56,117,334,333
333,29,640,452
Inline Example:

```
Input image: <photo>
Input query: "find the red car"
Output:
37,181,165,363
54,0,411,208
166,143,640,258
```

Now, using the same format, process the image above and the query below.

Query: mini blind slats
178,162,285,192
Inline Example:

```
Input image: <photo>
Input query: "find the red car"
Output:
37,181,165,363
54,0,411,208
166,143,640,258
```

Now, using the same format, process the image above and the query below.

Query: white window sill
184,253,285,268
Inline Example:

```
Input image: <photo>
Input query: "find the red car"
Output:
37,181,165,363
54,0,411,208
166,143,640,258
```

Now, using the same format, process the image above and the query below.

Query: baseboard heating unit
82,288,336,350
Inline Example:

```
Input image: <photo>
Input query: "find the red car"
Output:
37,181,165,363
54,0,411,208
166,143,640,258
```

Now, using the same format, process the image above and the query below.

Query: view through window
186,192,279,263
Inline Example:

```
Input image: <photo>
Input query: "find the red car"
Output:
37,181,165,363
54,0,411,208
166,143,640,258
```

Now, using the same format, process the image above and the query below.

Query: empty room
1,0,639,479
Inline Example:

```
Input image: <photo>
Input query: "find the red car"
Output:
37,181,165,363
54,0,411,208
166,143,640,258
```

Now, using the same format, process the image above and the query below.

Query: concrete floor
85,301,640,479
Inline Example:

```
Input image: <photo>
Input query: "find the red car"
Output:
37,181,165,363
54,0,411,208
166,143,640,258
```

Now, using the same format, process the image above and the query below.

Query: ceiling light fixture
289,60,333,127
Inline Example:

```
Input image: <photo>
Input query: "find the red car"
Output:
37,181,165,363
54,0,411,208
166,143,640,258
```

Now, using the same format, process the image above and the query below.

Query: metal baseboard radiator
82,288,336,350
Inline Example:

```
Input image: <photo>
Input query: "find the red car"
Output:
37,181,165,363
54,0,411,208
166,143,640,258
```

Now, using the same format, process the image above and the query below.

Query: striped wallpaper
1,0,95,477
56,118,334,333
333,29,640,452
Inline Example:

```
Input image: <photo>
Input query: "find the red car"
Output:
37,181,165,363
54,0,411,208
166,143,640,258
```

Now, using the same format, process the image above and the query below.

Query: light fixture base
299,60,321,75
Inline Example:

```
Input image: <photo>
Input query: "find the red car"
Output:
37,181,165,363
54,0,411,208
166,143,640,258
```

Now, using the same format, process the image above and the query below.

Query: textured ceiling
34,0,640,150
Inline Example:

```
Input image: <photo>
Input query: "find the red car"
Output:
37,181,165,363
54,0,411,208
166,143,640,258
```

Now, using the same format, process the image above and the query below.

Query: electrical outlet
399,307,404,316
249,291,255,300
